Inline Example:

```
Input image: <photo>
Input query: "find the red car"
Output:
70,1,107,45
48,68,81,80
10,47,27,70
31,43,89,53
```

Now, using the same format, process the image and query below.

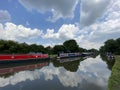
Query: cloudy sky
0,0,120,49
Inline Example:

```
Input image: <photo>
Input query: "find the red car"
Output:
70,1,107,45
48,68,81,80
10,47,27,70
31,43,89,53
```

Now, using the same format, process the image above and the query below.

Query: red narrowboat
0,53,49,63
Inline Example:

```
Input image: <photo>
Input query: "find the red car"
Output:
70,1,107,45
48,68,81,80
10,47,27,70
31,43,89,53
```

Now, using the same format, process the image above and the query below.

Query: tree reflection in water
51,56,97,72
100,54,115,70
0,55,111,90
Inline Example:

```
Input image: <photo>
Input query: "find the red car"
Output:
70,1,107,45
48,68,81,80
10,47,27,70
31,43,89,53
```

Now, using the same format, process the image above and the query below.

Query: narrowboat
57,52,93,59
0,53,49,63
57,52,82,59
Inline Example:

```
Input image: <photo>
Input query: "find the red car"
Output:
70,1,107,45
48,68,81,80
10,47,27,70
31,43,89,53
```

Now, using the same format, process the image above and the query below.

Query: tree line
100,38,120,55
0,39,98,54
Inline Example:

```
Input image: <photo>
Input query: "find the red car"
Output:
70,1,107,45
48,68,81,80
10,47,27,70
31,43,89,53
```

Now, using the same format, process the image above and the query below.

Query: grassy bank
49,54,57,59
108,56,120,90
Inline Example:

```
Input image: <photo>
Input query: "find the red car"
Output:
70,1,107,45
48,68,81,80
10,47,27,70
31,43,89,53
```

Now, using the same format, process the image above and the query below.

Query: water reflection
51,57,84,72
0,61,49,77
0,55,111,90
100,54,115,70
0,60,49,88
78,56,111,89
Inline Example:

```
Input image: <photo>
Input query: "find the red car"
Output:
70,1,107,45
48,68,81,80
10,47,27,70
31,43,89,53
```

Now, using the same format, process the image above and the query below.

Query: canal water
0,55,111,90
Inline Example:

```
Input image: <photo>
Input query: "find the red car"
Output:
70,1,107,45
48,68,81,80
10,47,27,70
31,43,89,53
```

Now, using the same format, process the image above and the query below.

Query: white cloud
80,0,110,27
27,0,119,49
19,0,78,22
42,14,120,49
1,19,120,49
43,29,59,40
0,10,11,23
43,24,79,41
0,22,43,43
105,0,120,20
0,0,120,49
76,0,120,49
76,20,120,49
89,20,120,42
76,39,103,50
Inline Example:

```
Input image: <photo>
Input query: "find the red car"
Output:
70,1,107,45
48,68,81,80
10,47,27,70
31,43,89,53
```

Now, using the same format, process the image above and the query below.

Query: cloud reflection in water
0,55,111,90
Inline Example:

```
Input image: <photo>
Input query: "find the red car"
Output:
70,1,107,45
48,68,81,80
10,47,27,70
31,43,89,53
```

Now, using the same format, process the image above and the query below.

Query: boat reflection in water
53,56,97,72
0,60,50,76
52,57,85,72
57,57,82,63
0,55,111,90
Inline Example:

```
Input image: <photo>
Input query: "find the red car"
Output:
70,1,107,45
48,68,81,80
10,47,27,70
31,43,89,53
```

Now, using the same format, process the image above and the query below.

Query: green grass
108,56,120,90
49,54,57,59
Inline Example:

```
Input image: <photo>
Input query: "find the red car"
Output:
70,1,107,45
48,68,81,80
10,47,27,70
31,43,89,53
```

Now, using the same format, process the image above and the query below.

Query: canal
0,55,112,90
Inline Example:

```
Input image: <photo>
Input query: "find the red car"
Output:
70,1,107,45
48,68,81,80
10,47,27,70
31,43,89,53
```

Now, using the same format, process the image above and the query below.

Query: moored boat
57,52,94,59
0,53,49,63
57,52,82,59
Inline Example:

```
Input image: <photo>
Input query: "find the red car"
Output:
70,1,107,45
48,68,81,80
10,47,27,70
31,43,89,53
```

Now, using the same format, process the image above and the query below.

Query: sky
0,0,120,49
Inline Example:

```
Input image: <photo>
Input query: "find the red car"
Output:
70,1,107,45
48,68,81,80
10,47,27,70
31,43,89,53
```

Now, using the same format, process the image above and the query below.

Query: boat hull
0,58,50,63
57,53,82,59
0,54,50,63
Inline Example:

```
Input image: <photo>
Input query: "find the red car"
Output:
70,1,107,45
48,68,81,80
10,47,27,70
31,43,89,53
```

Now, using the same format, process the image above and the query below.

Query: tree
116,38,120,54
19,43,30,53
99,46,105,53
78,47,87,52
37,45,45,53
104,39,117,53
100,38,120,55
30,44,41,53
88,48,99,53
53,45,65,54
63,39,79,52
45,46,53,54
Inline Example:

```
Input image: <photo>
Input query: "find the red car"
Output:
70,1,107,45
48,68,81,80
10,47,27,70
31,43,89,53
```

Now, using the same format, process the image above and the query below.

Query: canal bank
108,56,120,90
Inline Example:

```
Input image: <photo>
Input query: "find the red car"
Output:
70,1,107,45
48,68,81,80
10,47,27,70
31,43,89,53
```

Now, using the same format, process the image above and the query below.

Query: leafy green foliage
63,39,79,52
0,39,98,54
53,45,65,54
0,40,45,54
100,38,120,55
